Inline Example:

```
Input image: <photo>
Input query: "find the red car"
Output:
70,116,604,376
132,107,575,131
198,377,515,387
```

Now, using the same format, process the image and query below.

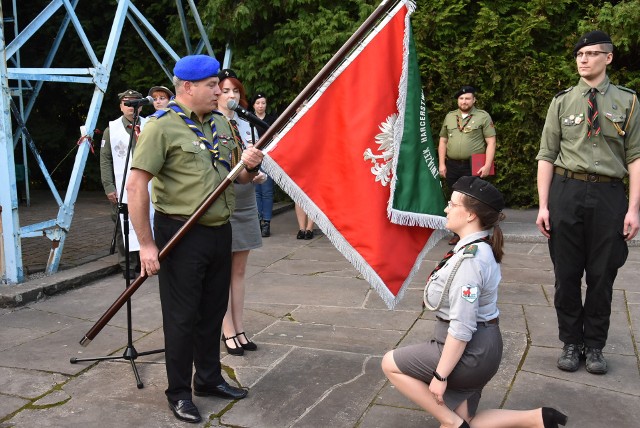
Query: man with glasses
536,30,640,375
100,89,144,279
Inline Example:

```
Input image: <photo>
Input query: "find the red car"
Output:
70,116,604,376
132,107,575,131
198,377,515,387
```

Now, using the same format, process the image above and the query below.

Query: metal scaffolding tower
0,0,221,284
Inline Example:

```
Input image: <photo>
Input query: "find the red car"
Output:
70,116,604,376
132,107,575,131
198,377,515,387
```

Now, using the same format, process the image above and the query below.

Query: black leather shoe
194,381,248,400
167,399,201,423
304,229,314,240
557,343,582,372
296,229,305,239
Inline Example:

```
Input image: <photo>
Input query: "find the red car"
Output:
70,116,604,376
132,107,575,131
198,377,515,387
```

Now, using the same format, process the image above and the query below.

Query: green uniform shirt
537,76,640,179
439,106,496,160
100,116,134,195
131,102,239,227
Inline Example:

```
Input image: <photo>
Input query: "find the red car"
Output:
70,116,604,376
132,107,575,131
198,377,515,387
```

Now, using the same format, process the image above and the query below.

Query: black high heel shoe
222,334,244,356
237,332,258,351
542,407,568,428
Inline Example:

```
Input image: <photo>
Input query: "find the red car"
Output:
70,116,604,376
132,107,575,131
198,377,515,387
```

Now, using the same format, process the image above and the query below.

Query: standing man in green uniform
99,89,143,279
438,86,496,244
536,30,640,375
126,55,264,424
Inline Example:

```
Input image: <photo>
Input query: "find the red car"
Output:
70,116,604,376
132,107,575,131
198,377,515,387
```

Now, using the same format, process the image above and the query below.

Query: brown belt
436,316,499,325
155,211,189,222
554,166,621,183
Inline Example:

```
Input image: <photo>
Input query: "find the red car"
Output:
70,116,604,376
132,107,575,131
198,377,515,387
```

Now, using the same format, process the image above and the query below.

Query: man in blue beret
127,54,264,423
537,30,640,375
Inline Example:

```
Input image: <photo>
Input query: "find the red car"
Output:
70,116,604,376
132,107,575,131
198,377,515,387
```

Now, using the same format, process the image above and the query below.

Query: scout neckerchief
168,101,230,170
456,113,473,132
423,236,490,311
587,88,601,138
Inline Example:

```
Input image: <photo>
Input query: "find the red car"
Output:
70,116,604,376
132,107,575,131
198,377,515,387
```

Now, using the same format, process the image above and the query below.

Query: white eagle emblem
363,114,396,186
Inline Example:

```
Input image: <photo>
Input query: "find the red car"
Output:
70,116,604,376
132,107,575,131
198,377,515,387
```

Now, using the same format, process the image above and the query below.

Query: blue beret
173,55,220,81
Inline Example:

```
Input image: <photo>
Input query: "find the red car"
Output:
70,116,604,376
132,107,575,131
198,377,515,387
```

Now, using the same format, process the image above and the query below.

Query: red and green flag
262,0,446,308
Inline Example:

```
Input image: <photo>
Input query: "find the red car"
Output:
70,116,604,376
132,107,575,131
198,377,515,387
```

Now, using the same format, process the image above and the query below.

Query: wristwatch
433,370,447,382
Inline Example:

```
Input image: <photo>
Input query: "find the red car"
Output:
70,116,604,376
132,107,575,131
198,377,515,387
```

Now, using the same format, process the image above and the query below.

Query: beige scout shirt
131,102,239,227
537,76,640,179
439,106,496,160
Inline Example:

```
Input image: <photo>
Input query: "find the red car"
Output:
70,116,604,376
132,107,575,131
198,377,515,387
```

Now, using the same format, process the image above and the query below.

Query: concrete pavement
1,194,639,427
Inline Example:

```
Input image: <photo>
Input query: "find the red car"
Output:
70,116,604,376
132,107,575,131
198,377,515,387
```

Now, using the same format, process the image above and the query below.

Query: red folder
471,154,495,176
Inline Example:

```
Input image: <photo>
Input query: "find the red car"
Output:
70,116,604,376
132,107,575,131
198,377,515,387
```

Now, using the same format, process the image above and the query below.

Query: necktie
587,88,601,138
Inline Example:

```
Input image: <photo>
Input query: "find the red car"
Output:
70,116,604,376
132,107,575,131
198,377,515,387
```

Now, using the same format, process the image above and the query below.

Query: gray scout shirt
424,230,501,342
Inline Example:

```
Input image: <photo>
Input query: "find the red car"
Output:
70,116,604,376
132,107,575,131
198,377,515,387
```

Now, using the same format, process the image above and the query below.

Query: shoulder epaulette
554,87,572,98
616,85,636,95
463,244,478,256
151,109,169,119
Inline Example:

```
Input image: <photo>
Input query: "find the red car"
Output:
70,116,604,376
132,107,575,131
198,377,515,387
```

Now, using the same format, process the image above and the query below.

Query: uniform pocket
180,141,210,171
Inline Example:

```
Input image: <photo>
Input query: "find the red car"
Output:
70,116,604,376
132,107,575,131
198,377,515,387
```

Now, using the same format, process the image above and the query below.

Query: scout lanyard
456,114,473,132
423,236,490,311
168,102,230,171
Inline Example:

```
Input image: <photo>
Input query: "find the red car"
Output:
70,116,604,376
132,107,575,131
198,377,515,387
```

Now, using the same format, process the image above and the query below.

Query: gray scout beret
453,176,504,212
573,30,613,56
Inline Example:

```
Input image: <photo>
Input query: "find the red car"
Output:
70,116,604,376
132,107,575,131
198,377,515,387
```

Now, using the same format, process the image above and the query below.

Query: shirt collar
172,100,213,122
454,230,491,252
577,75,610,97
457,106,477,116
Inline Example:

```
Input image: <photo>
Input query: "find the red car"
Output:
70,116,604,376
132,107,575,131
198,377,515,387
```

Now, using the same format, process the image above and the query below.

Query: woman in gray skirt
217,69,267,355
382,177,567,428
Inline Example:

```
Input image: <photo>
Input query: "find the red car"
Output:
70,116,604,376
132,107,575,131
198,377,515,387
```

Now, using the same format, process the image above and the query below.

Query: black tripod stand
70,108,164,389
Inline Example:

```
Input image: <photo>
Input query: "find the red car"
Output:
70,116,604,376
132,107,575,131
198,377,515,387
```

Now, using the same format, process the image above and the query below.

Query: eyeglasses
575,51,609,59
447,200,463,209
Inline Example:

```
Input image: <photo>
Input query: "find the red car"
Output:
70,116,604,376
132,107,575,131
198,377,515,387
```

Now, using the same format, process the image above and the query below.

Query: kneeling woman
382,177,567,428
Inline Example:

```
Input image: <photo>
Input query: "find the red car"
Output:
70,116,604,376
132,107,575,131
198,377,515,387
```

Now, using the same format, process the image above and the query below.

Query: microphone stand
71,108,164,389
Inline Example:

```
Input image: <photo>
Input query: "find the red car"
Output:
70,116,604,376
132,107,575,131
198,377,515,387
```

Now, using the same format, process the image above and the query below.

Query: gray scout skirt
392,319,502,416
230,182,262,252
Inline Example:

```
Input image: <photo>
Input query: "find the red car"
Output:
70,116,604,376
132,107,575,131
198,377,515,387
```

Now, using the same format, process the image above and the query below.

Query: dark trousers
445,158,472,194
111,203,140,273
154,214,232,401
548,175,628,348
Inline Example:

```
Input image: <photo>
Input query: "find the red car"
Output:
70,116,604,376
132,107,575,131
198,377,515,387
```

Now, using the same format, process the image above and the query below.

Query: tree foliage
9,0,640,206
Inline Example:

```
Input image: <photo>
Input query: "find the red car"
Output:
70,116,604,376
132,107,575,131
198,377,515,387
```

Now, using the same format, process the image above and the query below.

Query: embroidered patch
101,139,106,148
461,285,479,303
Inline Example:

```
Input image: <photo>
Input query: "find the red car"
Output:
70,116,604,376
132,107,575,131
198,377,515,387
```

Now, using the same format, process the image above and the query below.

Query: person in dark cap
148,85,174,110
536,30,640,375
382,177,568,428
126,54,263,423
99,89,144,279
438,86,497,245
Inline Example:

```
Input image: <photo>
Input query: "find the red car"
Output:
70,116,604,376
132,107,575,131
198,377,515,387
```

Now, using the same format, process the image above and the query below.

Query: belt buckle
587,173,598,182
